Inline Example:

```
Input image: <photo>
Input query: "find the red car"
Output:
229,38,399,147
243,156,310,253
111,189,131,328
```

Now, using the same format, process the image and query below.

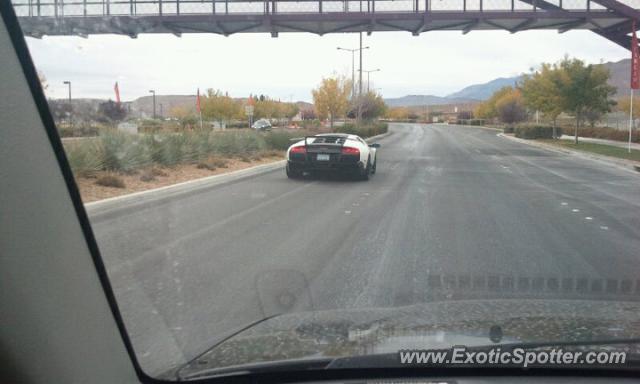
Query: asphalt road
89,123,640,375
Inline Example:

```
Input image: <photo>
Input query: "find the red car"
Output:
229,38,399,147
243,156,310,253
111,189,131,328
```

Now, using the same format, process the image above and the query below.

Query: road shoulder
498,133,640,175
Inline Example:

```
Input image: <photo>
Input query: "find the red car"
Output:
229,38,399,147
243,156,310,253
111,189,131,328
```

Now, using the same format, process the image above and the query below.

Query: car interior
2,1,640,384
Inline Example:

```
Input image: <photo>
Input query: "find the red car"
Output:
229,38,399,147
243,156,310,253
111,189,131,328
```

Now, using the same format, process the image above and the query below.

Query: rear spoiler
289,135,347,147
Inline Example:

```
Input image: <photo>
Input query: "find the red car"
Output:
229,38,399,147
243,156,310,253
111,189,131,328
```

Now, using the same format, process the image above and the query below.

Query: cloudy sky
26,29,629,102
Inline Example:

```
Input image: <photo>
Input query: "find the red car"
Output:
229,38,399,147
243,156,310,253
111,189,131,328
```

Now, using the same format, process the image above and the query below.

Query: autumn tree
201,89,242,128
557,57,616,143
170,104,198,130
386,107,410,121
473,86,514,120
521,63,564,137
617,95,640,120
495,88,527,124
312,76,351,128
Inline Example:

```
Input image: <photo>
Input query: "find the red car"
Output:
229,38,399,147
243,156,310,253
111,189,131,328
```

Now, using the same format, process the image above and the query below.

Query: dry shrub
95,174,125,189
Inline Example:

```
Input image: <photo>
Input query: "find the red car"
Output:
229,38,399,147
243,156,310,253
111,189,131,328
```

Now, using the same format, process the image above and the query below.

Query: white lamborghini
285,133,380,180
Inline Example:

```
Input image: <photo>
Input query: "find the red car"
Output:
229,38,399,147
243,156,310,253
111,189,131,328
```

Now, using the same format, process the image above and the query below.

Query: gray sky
27,30,629,102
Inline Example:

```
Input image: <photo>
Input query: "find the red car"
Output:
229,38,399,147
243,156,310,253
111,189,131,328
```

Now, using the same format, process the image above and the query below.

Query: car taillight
290,146,306,154
341,147,359,155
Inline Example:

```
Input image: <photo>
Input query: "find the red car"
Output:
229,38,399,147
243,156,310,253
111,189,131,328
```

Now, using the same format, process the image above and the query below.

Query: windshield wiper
175,314,284,380
176,337,640,381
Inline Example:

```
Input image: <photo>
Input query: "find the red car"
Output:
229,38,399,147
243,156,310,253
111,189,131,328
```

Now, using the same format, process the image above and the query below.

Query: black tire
358,157,371,181
371,158,377,174
286,164,302,179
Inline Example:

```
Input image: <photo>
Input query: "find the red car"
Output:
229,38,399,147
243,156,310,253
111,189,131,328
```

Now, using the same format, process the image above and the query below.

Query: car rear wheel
286,164,302,179
358,157,371,181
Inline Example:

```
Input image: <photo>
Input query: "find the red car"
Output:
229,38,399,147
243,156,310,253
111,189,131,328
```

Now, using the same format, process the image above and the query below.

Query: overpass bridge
10,0,640,49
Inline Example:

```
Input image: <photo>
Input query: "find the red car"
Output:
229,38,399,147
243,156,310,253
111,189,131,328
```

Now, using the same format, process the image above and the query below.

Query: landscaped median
64,122,388,202
499,124,640,172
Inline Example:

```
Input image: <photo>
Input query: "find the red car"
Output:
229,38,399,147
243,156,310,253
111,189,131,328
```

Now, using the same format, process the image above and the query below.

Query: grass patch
538,139,640,162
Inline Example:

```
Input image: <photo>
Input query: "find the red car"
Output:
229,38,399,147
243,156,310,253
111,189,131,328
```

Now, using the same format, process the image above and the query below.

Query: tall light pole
337,44,369,100
63,81,71,128
363,69,381,93
358,32,363,98
159,103,164,119
149,90,156,119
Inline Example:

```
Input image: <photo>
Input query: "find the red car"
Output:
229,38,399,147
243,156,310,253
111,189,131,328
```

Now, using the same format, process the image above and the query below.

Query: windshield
9,0,640,379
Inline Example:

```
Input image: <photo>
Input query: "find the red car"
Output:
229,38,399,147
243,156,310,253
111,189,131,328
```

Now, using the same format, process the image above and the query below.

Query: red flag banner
632,21,639,89
196,88,201,113
114,82,121,104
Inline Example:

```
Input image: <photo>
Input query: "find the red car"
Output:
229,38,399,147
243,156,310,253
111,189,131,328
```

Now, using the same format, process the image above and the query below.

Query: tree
311,76,351,128
557,57,616,143
170,105,198,130
386,107,409,121
473,86,513,121
97,100,127,123
201,89,242,128
521,63,564,137
617,95,640,120
283,103,299,122
349,91,387,120
495,88,527,124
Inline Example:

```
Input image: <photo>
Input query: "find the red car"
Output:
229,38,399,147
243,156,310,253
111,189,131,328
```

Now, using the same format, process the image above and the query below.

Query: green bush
575,126,639,143
515,124,562,139
65,140,103,177
100,131,152,172
503,126,515,134
264,131,297,150
335,122,388,138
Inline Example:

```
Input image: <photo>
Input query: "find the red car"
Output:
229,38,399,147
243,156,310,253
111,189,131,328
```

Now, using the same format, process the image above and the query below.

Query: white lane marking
585,217,593,221
572,209,580,213
600,226,609,230
352,202,360,207
344,210,352,215
561,202,568,206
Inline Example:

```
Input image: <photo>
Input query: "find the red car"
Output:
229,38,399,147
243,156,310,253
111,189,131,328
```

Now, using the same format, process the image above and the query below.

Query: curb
85,130,393,217
85,160,287,217
498,133,640,175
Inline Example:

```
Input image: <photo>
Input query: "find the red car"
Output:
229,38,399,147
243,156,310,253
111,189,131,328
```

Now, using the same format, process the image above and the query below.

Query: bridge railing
11,0,637,17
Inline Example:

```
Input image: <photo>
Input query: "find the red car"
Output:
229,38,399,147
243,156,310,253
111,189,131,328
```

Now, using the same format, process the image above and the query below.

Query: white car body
285,133,379,180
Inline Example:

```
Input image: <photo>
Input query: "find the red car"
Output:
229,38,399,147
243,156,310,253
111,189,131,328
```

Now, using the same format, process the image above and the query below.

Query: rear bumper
287,159,364,173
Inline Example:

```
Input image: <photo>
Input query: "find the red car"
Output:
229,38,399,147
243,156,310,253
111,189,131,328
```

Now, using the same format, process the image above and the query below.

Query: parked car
251,119,272,131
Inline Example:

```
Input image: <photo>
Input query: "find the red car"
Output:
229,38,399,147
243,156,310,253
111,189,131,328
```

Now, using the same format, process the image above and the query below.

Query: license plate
316,154,330,161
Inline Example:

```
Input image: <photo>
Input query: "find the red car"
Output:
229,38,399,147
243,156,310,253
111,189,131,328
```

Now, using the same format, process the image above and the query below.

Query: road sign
245,105,254,116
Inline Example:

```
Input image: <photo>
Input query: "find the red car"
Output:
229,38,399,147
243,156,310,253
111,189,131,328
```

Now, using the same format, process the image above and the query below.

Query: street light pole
159,103,164,119
337,44,369,100
363,69,381,93
358,32,363,99
149,90,156,119
63,81,71,128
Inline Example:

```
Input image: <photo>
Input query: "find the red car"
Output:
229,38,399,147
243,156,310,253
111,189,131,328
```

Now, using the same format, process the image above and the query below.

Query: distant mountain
384,77,521,107
602,58,630,97
129,95,196,118
384,58,632,108
446,76,521,100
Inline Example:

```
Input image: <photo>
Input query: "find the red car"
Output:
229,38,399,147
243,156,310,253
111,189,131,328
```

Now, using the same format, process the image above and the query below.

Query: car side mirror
369,143,381,148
